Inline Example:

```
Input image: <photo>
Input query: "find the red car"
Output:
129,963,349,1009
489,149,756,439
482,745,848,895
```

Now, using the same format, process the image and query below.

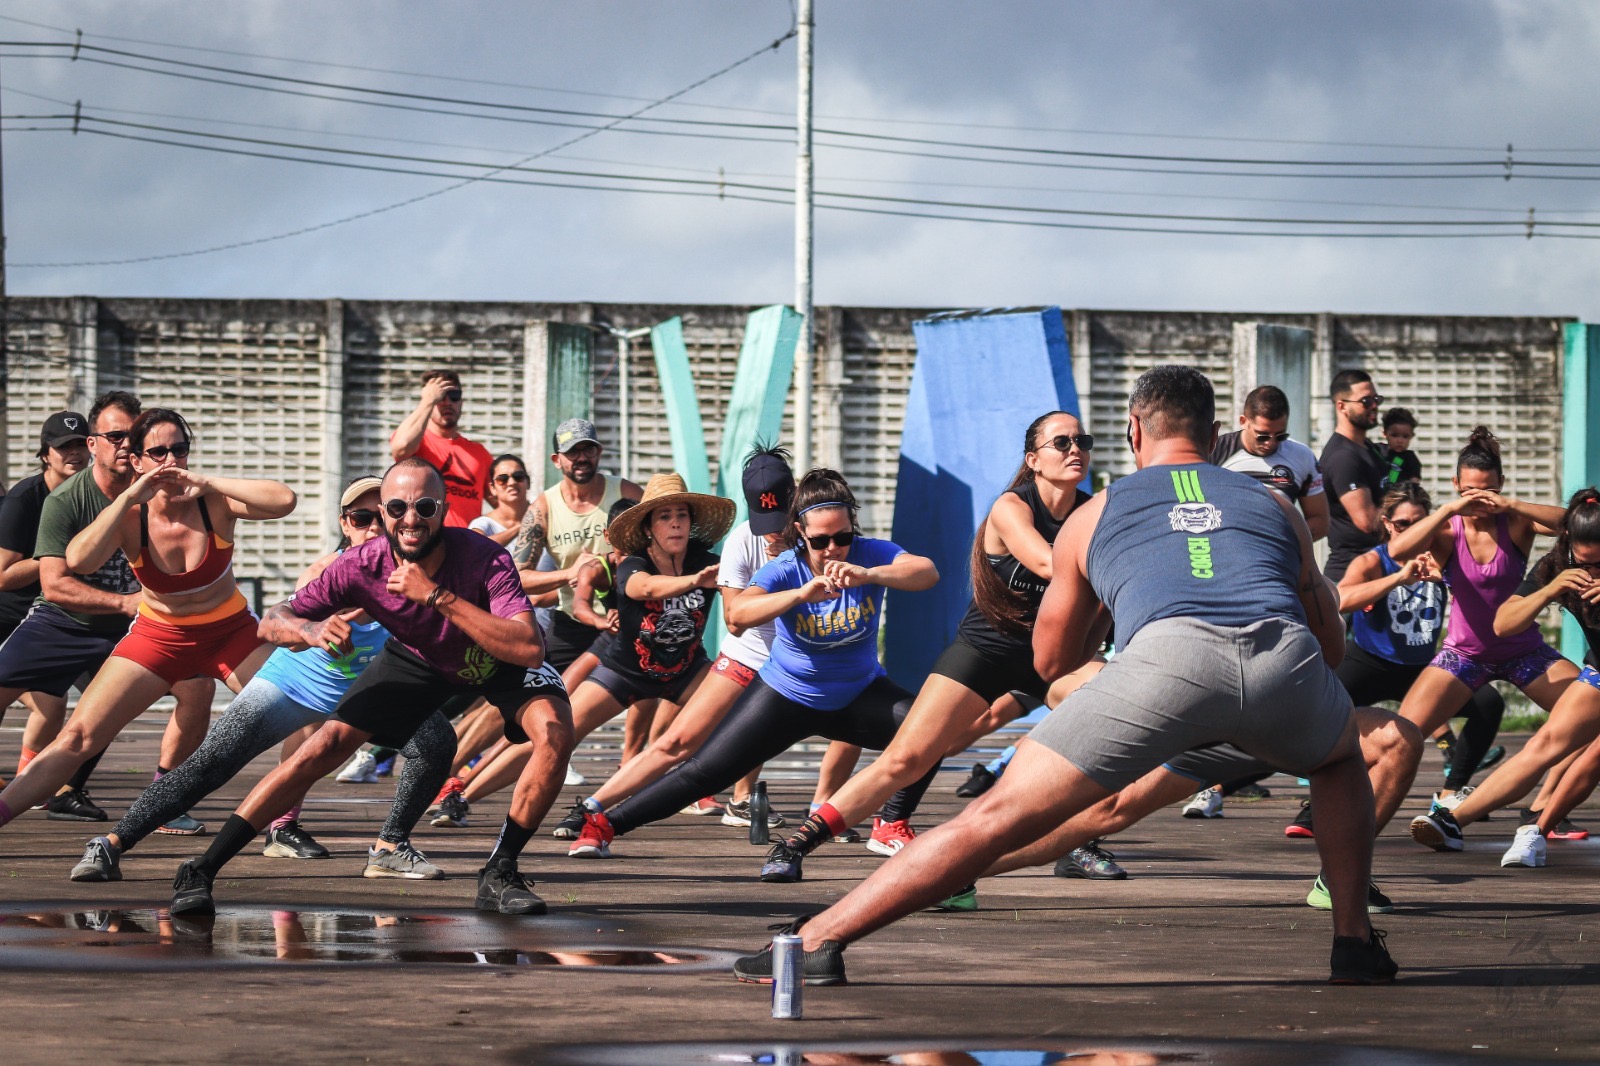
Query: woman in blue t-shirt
567,468,938,859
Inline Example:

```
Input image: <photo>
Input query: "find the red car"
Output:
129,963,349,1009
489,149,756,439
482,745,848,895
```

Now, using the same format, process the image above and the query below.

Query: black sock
68,750,106,792
195,814,261,877
785,813,834,856
488,815,537,867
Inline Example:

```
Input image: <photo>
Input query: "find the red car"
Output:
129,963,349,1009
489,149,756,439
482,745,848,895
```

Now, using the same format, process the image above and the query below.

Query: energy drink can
770,933,803,1019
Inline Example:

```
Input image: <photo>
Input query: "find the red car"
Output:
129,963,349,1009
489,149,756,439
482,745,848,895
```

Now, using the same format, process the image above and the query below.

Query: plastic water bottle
749,781,770,845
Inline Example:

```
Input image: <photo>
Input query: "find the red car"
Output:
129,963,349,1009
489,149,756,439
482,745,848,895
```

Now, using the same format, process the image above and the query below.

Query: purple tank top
1441,514,1544,659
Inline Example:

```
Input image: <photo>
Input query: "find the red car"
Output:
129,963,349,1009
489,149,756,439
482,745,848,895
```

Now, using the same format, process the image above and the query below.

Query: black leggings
606,674,940,835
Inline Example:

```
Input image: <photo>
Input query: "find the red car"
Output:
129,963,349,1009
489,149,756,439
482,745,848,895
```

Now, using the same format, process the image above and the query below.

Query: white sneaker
1500,824,1547,868
335,750,379,784
1432,786,1473,812
564,762,587,787
1181,789,1224,819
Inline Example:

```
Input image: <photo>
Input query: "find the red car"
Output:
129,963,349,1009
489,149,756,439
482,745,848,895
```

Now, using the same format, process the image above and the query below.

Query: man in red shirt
390,369,493,528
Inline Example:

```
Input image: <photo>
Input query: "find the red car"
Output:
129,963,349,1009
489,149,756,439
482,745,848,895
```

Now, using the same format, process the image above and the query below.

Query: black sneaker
475,858,548,915
1228,782,1272,800
955,764,997,798
1408,807,1464,852
1054,840,1128,880
169,859,216,917
429,790,470,829
732,917,847,986
1285,800,1315,839
262,820,330,859
46,787,107,822
551,801,586,840
759,841,804,883
1329,928,1398,984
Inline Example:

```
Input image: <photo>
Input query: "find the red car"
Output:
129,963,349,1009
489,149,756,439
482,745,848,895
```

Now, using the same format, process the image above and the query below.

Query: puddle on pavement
540,1042,1495,1066
0,905,730,971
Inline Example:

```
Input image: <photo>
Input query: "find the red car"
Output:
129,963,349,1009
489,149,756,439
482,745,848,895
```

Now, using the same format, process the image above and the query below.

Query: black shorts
928,638,1048,704
543,611,600,672
333,639,569,748
584,656,707,707
0,603,124,697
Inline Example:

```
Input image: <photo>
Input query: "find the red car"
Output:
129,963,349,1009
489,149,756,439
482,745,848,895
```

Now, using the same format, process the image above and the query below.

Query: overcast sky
5,1,1600,318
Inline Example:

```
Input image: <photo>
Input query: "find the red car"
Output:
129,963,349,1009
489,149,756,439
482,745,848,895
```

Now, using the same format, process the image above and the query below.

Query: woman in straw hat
567,467,939,859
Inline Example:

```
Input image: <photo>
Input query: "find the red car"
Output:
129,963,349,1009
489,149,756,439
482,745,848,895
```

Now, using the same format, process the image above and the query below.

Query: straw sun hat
608,472,736,555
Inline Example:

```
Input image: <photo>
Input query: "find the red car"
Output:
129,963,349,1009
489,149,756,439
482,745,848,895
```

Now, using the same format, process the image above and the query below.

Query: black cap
742,453,795,536
40,411,89,450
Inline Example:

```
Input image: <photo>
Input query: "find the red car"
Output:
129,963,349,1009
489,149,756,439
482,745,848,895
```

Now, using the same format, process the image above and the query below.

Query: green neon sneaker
1306,874,1394,914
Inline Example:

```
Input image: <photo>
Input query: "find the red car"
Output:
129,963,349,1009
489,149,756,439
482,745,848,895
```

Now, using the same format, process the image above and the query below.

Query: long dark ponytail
971,412,1073,637
1529,488,1600,627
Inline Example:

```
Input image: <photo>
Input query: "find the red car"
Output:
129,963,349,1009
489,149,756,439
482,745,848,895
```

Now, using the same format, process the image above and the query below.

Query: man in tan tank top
511,418,642,671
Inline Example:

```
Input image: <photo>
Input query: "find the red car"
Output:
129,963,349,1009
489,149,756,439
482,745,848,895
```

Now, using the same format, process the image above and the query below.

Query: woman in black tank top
759,412,1103,884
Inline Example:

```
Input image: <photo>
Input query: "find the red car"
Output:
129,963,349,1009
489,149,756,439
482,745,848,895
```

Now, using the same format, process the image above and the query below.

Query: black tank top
955,481,1090,658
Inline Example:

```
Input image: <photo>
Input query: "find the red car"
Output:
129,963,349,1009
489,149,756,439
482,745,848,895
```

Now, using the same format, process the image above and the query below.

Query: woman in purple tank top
1385,427,1573,806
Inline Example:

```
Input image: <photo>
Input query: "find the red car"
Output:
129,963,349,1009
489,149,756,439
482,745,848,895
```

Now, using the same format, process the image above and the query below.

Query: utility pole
794,0,814,472
0,54,9,483
601,324,650,480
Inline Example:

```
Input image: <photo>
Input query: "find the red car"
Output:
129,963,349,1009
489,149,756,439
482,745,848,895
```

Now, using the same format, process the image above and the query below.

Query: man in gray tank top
733,366,1396,989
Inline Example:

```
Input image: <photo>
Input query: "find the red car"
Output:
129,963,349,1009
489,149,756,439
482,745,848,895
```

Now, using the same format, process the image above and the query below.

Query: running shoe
1180,789,1223,819
430,790,470,829
1054,840,1128,880
679,796,724,816
551,801,587,840
832,828,862,844
363,840,443,880
955,764,997,798
262,821,329,859
69,836,122,883
155,812,207,836
1501,824,1547,868
169,859,216,917
427,776,467,814
564,762,587,787
732,917,847,986
1229,782,1272,800
867,817,915,857
1285,801,1315,839
759,841,804,883
475,857,548,915
1329,928,1398,985
1546,817,1589,841
335,750,379,784
1409,808,1465,851
1305,874,1395,914
720,799,786,830
45,787,107,822
1430,787,1473,813
373,755,396,778
568,810,614,858
930,883,978,911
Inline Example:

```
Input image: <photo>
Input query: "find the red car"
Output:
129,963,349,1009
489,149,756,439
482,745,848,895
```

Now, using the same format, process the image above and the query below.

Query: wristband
426,586,444,610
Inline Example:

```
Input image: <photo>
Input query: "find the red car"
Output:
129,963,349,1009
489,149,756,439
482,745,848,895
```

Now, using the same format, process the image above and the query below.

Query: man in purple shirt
167,458,574,917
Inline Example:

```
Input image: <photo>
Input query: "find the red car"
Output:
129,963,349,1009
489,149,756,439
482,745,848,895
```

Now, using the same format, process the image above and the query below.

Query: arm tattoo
512,503,547,568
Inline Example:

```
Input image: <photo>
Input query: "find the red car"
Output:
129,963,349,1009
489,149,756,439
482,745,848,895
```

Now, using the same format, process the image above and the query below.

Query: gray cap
552,417,600,454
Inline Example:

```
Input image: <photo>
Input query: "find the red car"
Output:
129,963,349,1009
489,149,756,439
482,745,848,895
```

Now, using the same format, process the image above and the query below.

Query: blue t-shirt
752,537,905,710
254,619,390,714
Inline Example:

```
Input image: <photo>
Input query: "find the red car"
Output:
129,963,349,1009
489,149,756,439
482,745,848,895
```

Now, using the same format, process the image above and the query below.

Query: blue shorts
0,603,124,697
1430,643,1564,692
1576,666,1600,692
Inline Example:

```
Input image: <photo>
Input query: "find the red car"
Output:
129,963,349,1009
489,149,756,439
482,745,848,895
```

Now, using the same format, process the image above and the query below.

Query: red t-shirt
412,430,493,528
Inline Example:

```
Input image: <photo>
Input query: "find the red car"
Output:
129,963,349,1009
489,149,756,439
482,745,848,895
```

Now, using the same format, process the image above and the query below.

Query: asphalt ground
0,714,1595,1064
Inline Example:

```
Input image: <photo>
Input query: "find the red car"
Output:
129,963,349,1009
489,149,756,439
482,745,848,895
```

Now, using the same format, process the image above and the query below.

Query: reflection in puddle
543,1043,1479,1066
0,907,718,970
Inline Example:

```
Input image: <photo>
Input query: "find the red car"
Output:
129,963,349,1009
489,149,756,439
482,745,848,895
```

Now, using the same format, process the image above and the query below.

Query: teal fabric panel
1561,323,1599,663
542,323,593,487
649,316,712,493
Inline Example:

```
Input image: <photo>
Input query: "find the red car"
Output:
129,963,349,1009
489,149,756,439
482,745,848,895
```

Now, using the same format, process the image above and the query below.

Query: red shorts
710,653,758,689
112,593,265,685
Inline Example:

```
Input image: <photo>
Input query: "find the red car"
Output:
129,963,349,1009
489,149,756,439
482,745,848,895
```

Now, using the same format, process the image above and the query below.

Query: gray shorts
1164,744,1270,785
1029,616,1352,791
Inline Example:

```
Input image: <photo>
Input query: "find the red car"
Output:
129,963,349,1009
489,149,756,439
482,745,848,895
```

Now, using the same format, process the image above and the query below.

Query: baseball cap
552,417,600,454
743,453,795,536
340,476,384,510
40,411,89,449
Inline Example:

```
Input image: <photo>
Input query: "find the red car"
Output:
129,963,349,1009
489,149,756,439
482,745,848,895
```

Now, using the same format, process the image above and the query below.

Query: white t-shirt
469,515,507,536
1213,432,1324,502
716,521,779,669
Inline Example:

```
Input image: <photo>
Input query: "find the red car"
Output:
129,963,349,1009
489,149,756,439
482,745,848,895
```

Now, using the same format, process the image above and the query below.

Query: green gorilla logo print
457,643,497,685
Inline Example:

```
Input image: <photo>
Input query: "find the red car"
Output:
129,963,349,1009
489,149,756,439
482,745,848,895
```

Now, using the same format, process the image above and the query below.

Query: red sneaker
867,817,915,857
678,796,724,816
1546,817,1589,841
432,776,466,806
568,810,615,858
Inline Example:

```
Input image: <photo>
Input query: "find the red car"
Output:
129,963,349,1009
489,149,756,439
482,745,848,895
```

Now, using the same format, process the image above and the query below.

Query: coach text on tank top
1085,464,1305,644
1441,512,1544,659
543,477,624,619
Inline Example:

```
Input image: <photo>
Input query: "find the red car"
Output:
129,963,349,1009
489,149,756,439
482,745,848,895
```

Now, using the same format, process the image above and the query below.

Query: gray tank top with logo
1085,463,1306,645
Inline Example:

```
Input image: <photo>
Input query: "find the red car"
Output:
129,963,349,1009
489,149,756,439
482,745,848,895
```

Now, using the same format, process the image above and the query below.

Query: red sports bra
130,497,234,596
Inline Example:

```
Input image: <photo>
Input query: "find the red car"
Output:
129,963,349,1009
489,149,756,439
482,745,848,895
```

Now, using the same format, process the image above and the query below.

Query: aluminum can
770,933,803,1019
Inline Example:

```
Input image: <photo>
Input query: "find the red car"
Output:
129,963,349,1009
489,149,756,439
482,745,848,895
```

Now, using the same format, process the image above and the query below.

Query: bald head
384,456,446,498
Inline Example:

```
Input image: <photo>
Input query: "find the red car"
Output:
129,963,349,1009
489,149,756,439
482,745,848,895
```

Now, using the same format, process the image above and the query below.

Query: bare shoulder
619,477,645,501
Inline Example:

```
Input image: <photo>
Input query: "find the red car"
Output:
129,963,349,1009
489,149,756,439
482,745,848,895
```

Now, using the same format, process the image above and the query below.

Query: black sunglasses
384,497,443,521
139,442,191,461
442,388,463,403
1040,433,1095,453
1388,518,1414,531
1254,431,1291,444
92,430,130,445
494,471,530,485
1343,395,1384,409
342,508,380,529
804,531,855,551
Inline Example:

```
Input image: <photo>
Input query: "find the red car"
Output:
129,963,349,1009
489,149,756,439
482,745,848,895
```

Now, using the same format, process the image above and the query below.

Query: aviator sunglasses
494,470,531,485
1040,433,1095,452
342,508,380,529
384,497,443,521
1254,431,1291,445
139,442,192,461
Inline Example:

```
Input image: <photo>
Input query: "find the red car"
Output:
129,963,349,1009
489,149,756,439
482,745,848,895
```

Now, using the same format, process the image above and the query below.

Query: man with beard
391,368,493,529
1210,385,1328,540
1320,370,1388,583
166,457,573,917
511,418,642,673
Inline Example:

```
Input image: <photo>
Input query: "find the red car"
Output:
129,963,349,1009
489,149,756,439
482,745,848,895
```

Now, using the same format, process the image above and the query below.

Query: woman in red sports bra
0,409,295,825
